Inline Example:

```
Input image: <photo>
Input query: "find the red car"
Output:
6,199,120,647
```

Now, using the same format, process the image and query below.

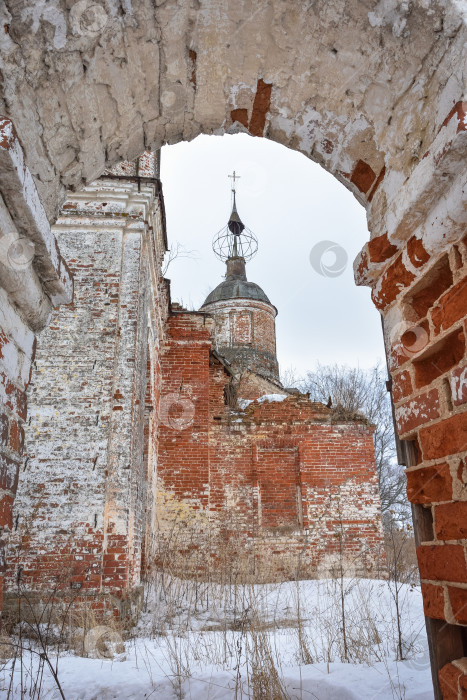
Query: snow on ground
1,578,434,699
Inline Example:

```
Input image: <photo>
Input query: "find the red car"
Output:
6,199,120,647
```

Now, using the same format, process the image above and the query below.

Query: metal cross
228,170,241,193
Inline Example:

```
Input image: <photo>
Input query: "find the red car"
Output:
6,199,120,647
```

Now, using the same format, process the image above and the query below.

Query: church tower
200,174,281,394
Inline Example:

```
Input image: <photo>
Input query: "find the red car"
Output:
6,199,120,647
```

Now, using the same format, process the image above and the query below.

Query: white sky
161,134,386,378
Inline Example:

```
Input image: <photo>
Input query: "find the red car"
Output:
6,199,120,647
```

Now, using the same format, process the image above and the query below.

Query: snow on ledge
239,393,288,409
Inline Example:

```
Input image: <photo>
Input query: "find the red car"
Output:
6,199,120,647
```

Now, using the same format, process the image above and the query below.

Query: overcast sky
161,134,386,379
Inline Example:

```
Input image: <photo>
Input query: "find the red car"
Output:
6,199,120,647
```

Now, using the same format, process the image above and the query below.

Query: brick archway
0,2,466,697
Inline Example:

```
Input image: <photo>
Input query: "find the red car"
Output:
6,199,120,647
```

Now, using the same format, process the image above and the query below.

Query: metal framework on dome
212,172,259,263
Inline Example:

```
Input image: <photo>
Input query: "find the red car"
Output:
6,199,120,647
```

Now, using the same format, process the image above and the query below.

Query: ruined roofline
169,305,213,318
210,349,234,376
239,367,286,393
99,151,169,253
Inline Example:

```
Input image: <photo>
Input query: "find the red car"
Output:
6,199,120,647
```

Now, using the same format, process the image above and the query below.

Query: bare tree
280,366,301,390
162,242,197,276
290,363,409,519
383,511,420,660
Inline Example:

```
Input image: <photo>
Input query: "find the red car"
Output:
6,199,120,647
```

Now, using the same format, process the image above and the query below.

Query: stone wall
0,119,72,612
4,155,168,618
156,311,385,581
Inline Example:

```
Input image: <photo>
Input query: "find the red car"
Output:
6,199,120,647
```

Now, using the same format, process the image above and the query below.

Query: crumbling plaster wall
0,0,465,231
4,155,169,616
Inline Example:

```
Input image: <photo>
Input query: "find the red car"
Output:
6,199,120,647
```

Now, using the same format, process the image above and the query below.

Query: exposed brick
395,388,439,436
442,100,467,132
432,277,467,335
188,49,197,87
372,253,415,310
249,79,272,137
355,249,370,286
413,329,465,389
460,670,467,697
350,159,377,194
448,586,467,624
439,662,462,700
406,235,431,269
392,370,413,403
2,376,27,420
451,364,467,406
417,544,467,583
8,419,24,454
408,254,452,318
406,463,453,505
367,233,398,264
231,108,249,128
321,138,334,154
435,502,467,541
0,494,14,530
421,582,445,620
419,412,467,461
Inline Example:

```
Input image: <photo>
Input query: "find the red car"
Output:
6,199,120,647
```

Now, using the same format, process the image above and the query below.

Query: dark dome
201,256,274,308
202,278,272,306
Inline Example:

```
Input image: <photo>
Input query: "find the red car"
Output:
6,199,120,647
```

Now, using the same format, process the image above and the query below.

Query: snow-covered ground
1,578,434,699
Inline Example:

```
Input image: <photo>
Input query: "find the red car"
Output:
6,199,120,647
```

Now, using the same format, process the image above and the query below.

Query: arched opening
0,2,466,696
161,132,386,370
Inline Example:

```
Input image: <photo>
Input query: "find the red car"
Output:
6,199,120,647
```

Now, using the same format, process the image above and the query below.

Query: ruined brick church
4,153,384,615
1,3,466,693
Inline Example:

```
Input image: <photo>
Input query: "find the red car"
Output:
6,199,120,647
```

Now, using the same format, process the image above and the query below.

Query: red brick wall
204,298,280,384
383,241,467,587
388,240,467,694
0,307,33,610
156,311,385,580
354,100,467,691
